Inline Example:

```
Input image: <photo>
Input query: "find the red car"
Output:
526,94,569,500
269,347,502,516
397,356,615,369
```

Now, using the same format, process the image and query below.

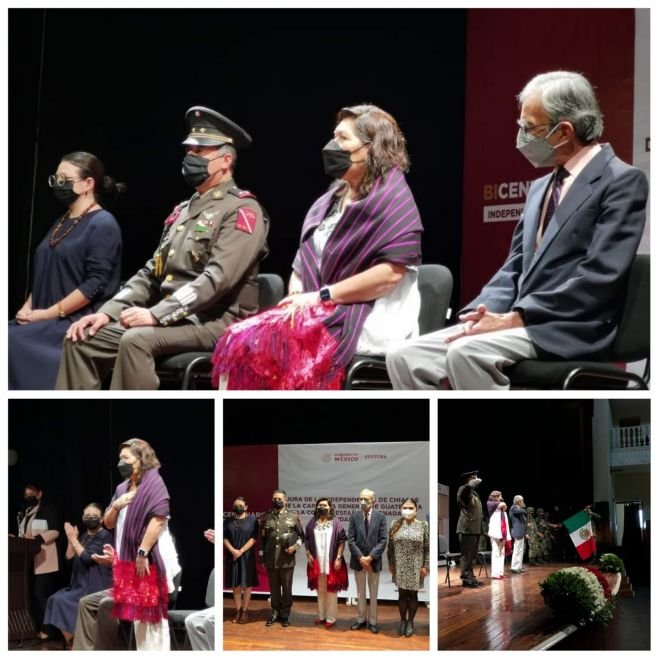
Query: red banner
460,9,635,305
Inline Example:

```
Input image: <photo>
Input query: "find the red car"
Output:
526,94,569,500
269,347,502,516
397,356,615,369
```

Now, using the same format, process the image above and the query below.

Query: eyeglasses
48,174,82,188
516,120,556,137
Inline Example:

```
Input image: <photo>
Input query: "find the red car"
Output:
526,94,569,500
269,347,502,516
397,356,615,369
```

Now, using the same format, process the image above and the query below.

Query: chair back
257,273,285,310
205,568,215,607
417,264,453,335
168,569,183,609
438,534,449,554
611,254,649,362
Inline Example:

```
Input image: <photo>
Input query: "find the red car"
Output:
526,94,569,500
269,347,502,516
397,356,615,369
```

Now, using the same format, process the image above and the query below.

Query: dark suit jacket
347,509,387,572
463,144,648,360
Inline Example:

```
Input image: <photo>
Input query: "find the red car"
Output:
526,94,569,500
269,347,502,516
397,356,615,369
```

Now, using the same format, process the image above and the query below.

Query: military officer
456,469,484,588
526,506,544,565
55,106,269,389
261,489,304,627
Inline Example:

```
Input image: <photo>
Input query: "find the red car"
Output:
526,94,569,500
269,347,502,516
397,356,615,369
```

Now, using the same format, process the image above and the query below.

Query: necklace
49,200,98,246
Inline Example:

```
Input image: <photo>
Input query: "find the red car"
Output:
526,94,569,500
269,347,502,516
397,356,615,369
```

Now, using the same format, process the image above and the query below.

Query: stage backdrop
224,442,429,601
460,8,636,306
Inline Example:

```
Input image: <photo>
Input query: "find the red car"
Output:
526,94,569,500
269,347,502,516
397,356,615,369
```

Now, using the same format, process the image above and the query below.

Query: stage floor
438,563,617,651
223,594,429,650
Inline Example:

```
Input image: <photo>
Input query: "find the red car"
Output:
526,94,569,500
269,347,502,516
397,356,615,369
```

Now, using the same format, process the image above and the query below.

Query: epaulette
228,187,257,200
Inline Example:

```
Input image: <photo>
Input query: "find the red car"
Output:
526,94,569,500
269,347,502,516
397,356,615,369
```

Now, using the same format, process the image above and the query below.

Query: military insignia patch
236,207,257,234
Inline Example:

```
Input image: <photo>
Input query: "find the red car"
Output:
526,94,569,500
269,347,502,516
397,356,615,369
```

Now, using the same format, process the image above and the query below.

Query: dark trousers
266,567,294,618
458,533,480,581
31,572,59,632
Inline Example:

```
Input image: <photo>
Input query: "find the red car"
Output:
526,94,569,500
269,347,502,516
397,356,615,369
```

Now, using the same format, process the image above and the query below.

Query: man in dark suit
387,70,648,389
456,471,483,588
347,488,388,634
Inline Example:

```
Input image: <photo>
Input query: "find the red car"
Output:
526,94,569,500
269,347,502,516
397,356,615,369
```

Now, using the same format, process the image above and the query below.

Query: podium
9,537,40,641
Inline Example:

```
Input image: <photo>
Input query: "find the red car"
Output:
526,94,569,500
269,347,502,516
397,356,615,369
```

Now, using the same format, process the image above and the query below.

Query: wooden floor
223,594,429,650
438,563,617,651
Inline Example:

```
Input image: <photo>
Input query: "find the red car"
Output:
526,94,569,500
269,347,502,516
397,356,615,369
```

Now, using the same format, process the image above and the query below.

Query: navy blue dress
9,209,122,389
224,515,259,587
43,528,113,635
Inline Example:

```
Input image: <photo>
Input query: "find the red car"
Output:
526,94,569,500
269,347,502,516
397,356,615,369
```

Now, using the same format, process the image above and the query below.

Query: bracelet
57,301,66,319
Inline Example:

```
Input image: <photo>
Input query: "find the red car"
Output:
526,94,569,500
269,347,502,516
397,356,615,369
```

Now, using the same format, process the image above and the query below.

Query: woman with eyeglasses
42,503,113,649
9,151,123,389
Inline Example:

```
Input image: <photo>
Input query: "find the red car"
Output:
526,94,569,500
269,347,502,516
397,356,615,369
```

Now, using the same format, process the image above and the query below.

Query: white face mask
516,123,568,168
401,509,416,519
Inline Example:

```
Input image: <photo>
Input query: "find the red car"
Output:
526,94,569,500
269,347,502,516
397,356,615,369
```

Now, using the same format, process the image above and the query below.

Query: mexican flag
563,510,596,560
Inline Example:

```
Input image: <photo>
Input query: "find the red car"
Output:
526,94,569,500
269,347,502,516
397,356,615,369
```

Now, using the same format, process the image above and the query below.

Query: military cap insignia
236,207,257,234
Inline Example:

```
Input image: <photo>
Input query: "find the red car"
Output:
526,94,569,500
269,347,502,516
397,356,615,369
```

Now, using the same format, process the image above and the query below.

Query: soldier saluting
57,106,269,389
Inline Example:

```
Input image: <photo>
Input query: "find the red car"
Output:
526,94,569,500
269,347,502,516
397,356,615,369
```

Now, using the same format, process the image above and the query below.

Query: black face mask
272,499,284,510
53,181,79,206
117,461,134,480
317,507,329,516
24,496,38,507
182,152,222,188
233,506,245,515
321,138,367,178
83,517,101,530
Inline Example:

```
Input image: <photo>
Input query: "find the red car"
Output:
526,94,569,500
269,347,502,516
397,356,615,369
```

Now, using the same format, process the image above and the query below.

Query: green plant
598,553,625,574
540,566,615,626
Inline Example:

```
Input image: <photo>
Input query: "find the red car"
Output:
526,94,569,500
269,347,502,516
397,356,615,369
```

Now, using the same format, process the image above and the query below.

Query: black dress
224,515,259,587
9,209,122,389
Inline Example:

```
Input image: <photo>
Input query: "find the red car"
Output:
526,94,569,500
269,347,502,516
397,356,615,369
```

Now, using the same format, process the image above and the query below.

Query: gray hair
218,143,238,172
518,71,604,143
513,495,524,505
360,488,375,500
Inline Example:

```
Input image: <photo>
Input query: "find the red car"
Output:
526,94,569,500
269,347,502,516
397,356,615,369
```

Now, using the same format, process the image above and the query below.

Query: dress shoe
314,618,325,625
510,569,522,574
324,621,336,629
462,580,479,588
232,609,241,623
239,608,249,624
397,621,406,636
351,620,367,630
405,621,414,637
265,614,278,627
368,623,379,634
280,617,290,627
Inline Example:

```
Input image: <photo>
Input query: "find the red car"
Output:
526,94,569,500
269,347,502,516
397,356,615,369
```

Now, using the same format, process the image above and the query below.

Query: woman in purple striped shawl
104,438,172,650
212,104,423,389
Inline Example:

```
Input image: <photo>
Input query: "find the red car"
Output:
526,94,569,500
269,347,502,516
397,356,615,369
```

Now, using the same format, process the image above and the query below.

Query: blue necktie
541,166,570,236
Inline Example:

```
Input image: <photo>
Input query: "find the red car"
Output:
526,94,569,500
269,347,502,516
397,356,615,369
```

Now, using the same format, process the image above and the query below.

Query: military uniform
261,508,304,622
526,507,544,565
456,474,483,585
55,106,269,389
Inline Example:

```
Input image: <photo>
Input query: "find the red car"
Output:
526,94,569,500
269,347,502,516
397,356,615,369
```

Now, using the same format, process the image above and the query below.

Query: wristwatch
137,548,149,558
319,286,332,303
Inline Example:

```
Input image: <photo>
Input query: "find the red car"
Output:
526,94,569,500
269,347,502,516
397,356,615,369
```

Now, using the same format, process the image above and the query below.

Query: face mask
233,506,245,515
53,181,79,206
83,517,101,530
317,507,329,516
516,124,568,168
359,499,372,511
321,138,367,178
468,478,482,488
401,509,416,519
272,499,284,509
117,461,134,479
182,152,221,188
24,496,38,507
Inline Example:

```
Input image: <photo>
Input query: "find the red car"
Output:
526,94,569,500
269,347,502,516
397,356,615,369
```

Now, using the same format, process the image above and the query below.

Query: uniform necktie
364,512,369,535
541,166,570,236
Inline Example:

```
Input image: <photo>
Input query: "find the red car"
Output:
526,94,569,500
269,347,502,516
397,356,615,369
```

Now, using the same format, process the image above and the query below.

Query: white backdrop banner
278,441,429,601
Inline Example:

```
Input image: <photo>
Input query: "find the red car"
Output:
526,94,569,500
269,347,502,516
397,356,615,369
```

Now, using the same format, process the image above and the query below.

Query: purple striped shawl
113,468,170,577
297,168,423,367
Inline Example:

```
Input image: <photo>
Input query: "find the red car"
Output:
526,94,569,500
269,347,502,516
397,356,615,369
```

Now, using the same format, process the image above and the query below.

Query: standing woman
9,151,123,389
388,499,429,638
223,497,259,623
42,503,113,649
103,438,172,650
304,498,348,628
212,104,423,389
488,493,511,580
